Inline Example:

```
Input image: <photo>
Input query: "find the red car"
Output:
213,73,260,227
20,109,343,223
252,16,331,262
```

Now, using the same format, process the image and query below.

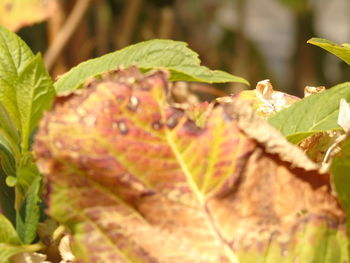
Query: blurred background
1,0,349,97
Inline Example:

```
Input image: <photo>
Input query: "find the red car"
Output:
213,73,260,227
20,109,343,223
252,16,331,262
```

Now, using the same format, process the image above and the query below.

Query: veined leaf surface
0,26,53,242
0,25,34,130
0,26,55,151
268,82,350,144
16,177,41,244
54,39,248,95
35,67,348,263
16,54,55,151
308,38,350,65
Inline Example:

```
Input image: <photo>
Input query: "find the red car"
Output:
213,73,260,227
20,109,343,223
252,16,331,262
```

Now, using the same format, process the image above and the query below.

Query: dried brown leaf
34,67,348,263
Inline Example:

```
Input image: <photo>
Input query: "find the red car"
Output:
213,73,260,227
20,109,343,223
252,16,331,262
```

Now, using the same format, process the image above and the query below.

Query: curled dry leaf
37,219,64,263
304,86,326,97
219,79,300,118
299,131,342,164
298,99,349,164
338,98,350,132
34,66,348,263
58,235,75,263
223,100,320,171
10,252,51,263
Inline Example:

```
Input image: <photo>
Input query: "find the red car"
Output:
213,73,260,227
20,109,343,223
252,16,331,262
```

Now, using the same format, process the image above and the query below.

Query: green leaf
35,67,348,262
0,25,34,130
16,177,41,244
0,215,23,262
308,38,350,65
16,54,55,151
0,214,42,263
17,153,41,197
0,103,20,157
0,244,25,263
54,39,248,95
0,212,20,245
0,26,54,154
331,136,350,235
268,82,350,144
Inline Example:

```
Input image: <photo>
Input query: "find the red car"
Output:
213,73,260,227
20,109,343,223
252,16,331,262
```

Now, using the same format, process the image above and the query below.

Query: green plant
0,24,350,263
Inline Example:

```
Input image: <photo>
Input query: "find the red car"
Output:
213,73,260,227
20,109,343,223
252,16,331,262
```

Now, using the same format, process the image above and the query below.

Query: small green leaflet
308,38,350,65
0,26,34,130
54,39,249,95
0,214,21,245
0,26,55,152
16,54,55,151
268,82,350,144
16,177,41,244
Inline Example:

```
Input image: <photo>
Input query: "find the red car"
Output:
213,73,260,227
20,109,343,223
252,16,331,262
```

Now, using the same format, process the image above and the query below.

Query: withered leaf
34,67,348,263
223,80,300,118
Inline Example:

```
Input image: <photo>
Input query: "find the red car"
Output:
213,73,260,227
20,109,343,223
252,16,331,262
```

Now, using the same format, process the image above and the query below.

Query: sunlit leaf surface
308,38,350,65
35,67,348,263
54,39,248,95
268,82,350,144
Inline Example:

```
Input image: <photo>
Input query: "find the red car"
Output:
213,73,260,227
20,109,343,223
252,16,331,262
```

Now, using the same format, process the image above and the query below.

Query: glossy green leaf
268,82,350,144
0,25,54,154
16,177,41,244
54,39,248,95
35,67,348,262
0,27,51,229
0,214,20,245
0,25,34,130
0,214,22,263
308,38,350,65
16,54,55,151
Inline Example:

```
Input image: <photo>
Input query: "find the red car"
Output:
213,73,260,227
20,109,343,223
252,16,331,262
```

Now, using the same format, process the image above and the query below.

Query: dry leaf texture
220,79,300,118
34,67,347,263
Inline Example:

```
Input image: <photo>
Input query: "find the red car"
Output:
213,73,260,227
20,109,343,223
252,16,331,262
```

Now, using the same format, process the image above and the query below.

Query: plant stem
44,0,93,71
